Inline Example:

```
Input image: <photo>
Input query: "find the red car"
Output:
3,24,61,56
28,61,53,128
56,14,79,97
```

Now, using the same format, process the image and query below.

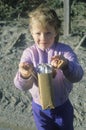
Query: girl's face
31,23,57,50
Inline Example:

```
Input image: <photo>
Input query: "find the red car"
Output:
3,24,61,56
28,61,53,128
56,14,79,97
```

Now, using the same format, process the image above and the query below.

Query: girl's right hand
19,62,34,79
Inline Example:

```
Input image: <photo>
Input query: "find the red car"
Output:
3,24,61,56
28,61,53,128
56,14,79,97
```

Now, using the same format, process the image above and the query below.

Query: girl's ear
55,33,59,42
54,31,58,38
30,30,32,35
30,29,33,35
55,32,57,37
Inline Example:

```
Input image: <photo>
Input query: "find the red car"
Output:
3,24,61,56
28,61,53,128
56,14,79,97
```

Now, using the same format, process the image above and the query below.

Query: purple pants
32,99,74,130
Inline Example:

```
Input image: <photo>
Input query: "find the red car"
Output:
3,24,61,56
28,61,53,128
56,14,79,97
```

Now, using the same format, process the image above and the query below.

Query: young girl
14,4,83,130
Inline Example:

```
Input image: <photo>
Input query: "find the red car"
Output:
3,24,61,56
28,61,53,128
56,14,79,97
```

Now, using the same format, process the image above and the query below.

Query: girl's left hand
51,55,68,70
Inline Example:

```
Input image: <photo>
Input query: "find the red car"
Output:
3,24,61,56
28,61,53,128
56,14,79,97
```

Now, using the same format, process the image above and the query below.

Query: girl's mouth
40,42,47,45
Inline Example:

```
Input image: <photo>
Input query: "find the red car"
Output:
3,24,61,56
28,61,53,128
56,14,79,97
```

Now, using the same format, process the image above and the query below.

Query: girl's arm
62,46,84,83
14,47,37,91
51,44,84,83
14,71,35,91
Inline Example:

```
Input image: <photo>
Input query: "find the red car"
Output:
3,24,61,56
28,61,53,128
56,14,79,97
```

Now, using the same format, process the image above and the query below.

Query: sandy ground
0,6,86,130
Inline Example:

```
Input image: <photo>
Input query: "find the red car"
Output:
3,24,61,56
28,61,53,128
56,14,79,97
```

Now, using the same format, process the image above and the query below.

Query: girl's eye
36,33,40,35
46,32,52,35
46,32,51,34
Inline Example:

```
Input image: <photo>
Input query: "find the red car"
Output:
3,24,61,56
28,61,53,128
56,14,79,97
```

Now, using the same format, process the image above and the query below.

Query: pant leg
54,100,74,130
32,101,60,130
61,100,74,130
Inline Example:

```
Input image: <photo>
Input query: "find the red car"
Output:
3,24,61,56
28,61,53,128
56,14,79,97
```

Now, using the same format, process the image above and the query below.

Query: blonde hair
28,4,61,41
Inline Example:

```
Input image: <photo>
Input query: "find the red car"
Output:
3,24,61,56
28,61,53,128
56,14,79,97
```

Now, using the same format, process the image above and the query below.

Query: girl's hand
51,55,68,70
19,62,34,79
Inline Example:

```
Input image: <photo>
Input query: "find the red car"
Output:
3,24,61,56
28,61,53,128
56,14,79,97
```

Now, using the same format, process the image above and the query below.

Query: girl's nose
40,33,47,40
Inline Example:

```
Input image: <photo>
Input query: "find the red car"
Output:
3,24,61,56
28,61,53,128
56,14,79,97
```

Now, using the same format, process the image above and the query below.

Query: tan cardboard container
38,73,55,110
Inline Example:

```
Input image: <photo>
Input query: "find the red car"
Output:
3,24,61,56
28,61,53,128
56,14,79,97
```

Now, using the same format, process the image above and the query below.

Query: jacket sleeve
14,47,36,91
62,45,84,83
14,71,35,91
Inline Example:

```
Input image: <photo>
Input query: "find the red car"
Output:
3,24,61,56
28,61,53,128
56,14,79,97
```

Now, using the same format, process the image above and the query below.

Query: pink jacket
14,42,83,107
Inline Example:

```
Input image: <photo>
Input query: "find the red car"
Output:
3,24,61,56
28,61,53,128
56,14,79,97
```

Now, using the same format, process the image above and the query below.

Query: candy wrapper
37,64,55,110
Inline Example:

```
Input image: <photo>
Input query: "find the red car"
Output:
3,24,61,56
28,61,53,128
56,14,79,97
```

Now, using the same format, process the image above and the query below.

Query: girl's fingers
19,62,34,77
19,62,33,70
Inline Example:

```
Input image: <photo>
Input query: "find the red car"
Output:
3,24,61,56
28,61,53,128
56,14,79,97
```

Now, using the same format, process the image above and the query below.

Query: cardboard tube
38,73,55,110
